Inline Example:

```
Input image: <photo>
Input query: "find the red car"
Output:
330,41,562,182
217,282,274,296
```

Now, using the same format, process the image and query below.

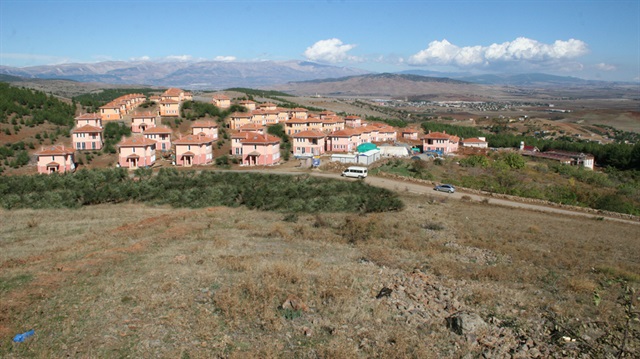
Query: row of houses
98,93,147,121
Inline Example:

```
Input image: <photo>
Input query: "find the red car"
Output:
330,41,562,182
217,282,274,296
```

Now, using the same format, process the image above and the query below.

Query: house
238,123,265,134
461,137,488,149
72,125,103,151
258,102,277,111
344,115,362,128
327,129,360,153
321,116,345,133
228,112,254,130
289,107,309,120
74,113,102,128
149,95,162,103
422,131,459,155
241,133,281,166
35,145,75,174
212,94,231,109
292,130,326,157
191,120,219,140
520,143,595,170
402,129,420,140
117,136,156,169
239,100,256,111
143,126,173,152
159,99,180,117
173,134,214,167
161,88,185,102
284,118,309,135
99,102,122,121
131,112,159,133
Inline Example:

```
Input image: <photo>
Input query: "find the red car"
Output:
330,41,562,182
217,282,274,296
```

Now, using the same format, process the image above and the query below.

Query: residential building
241,133,281,166
159,99,180,117
239,100,256,111
173,134,214,167
191,120,219,140
35,145,75,174
228,112,254,129
74,113,102,128
422,131,459,154
212,94,231,109
143,126,173,152
344,115,362,128
72,125,103,151
292,130,326,157
131,112,159,133
99,103,122,121
117,136,156,169
461,137,488,149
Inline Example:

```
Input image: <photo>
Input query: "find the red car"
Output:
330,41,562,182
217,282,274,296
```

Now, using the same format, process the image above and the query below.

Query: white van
341,166,368,179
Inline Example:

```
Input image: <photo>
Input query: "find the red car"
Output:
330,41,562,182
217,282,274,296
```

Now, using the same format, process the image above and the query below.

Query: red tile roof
292,130,326,138
143,126,173,134
75,113,101,120
72,125,102,133
173,134,214,145
192,120,218,128
36,145,75,156
118,136,156,147
241,133,280,144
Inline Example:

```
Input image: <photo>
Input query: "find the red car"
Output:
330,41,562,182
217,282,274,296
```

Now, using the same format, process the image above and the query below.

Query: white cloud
130,56,151,61
596,62,616,71
213,56,236,62
164,55,193,62
408,37,589,68
303,38,359,63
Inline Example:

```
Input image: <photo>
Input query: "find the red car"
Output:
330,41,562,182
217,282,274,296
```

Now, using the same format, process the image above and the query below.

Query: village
33,88,596,175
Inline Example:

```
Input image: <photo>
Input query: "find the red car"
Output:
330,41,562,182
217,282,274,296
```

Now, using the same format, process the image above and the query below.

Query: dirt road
248,168,640,226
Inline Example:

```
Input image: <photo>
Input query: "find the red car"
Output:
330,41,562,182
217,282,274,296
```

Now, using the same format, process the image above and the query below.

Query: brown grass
0,194,638,357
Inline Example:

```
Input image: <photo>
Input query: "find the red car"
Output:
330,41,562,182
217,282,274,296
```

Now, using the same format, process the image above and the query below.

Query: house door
139,124,147,133
129,158,137,168
184,156,192,167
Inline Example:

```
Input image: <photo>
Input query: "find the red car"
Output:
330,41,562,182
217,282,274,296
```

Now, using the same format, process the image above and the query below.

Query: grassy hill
1,191,637,357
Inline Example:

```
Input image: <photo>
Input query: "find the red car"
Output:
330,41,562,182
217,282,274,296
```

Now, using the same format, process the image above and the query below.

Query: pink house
228,112,253,130
292,131,326,157
143,126,173,152
191,120,219,140
241,133,281,166
284,118,309,136
117,136,156,169
344,115,362,128
238,124,265,134
72,125,103,151
35,145,75,174
422,131,459,154
173,134,214,167
131,112,159,133
231,131,250,157
289,108,309,119
75,113,102,128
327,129,360,153
161,88,185,102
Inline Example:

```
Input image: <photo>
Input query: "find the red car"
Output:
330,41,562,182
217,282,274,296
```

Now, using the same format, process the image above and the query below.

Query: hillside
1,190,638,357
271,73,506,99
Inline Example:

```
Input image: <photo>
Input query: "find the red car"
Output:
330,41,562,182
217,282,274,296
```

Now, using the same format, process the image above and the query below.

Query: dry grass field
1,192,638,358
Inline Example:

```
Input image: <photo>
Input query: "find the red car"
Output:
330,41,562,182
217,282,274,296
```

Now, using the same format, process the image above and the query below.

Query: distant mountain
397,70,597,86
271,73,502,99
0,60,370,89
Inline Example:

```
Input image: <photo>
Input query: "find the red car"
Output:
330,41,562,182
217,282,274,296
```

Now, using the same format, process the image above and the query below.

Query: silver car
434,184,455,193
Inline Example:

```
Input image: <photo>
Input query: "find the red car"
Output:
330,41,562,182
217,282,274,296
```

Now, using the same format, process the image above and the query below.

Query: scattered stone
281,294,308,312
446,312,487,336
376,286,393,299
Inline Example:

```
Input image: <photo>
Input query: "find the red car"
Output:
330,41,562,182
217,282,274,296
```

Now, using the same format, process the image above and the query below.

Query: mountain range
0,60,369,90
0,60,613,90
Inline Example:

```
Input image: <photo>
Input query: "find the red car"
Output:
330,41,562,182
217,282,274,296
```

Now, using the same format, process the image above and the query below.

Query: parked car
434,184,455,193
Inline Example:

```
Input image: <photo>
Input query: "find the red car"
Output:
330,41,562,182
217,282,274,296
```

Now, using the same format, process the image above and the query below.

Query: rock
281,294,309,312
446,312,487,336
376,286,393,299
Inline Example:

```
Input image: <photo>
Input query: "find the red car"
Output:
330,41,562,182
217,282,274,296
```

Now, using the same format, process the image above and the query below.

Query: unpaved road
239,168,640,226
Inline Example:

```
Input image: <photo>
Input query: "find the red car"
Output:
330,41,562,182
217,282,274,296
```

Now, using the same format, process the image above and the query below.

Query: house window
132,147,136,153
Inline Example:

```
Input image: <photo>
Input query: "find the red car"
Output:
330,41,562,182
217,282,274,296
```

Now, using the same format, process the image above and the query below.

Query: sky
1,0,639,82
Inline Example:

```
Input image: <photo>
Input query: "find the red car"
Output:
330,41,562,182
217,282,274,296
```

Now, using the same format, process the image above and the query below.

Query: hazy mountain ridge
0,60,370,89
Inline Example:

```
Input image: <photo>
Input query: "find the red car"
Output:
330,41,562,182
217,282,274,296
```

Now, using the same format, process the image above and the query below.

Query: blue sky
1,0,638,81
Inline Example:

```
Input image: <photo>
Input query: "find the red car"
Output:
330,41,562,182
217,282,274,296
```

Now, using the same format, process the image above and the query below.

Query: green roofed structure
357,143,378,153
